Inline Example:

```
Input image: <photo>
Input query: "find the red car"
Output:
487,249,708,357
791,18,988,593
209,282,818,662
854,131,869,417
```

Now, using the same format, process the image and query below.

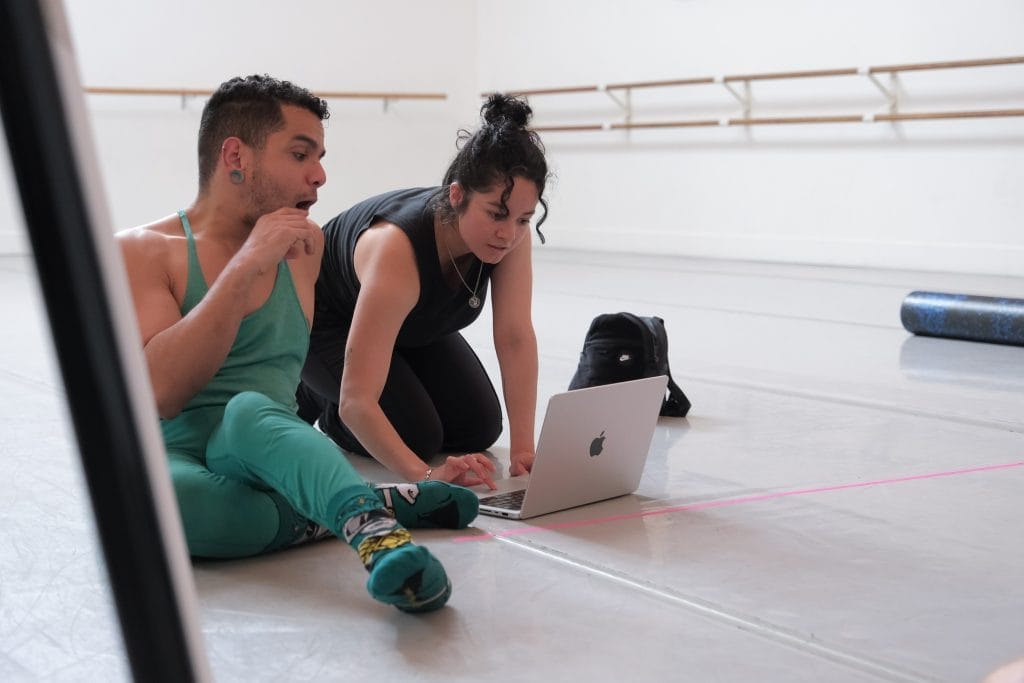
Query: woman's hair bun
481,93,532,128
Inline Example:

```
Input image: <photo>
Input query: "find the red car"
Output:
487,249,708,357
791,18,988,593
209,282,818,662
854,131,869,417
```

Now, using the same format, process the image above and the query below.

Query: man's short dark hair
197,74,329,189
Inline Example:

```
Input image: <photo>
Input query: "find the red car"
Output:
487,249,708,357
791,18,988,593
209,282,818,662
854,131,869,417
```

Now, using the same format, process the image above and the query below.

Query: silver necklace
442,230,483,308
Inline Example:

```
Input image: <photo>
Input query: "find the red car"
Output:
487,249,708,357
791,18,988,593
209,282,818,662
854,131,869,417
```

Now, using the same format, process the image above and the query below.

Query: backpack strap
662,374,691,417
635,314,691,417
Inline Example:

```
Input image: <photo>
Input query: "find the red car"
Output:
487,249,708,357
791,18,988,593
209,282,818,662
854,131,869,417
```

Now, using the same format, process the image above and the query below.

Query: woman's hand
433,453,498,490
509,451,534,476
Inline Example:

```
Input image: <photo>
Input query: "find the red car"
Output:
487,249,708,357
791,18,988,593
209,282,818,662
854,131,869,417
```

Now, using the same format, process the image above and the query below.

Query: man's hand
234,208,319,277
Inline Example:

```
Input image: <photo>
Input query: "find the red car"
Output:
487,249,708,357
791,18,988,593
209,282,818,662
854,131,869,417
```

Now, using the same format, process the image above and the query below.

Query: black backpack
568,312,691,417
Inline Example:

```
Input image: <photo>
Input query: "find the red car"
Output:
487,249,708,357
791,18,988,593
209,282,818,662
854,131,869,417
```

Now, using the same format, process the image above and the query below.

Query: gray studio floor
2,247,1023,682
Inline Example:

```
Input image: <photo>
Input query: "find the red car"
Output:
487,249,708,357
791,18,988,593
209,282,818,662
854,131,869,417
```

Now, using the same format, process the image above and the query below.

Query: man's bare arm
119,209,320,418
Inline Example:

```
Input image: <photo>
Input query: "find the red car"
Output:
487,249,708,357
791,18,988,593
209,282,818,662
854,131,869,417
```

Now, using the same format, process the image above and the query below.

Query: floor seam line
498,537,940,683
0,369,61,393
683,373,1024,433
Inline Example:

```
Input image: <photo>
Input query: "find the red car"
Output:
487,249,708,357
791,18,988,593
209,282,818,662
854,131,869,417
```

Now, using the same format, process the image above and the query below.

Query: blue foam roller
900,291,1024,347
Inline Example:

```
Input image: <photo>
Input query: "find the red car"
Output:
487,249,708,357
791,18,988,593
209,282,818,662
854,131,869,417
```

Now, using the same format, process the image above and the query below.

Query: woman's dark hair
434,93,550,243
197,74,330,190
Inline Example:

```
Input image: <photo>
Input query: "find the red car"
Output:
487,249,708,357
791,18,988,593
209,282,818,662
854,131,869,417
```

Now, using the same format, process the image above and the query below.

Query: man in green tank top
116,74,478,613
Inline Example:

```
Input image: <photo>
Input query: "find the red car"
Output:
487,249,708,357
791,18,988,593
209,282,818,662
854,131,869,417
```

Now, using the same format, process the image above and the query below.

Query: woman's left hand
509,451,535,476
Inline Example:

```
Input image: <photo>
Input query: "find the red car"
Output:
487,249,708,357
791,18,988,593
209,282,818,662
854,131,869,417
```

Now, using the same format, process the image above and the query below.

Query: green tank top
165,209,310,418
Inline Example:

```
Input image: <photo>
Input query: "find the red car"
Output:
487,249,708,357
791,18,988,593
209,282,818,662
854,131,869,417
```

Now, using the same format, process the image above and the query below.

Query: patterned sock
373,481,479,529
338,497,451,613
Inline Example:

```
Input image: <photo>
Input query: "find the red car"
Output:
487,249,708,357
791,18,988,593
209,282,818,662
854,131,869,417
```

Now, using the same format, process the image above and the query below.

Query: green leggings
164,391,369,558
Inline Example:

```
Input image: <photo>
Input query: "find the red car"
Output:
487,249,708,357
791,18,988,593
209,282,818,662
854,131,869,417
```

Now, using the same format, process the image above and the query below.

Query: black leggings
298,333,503,459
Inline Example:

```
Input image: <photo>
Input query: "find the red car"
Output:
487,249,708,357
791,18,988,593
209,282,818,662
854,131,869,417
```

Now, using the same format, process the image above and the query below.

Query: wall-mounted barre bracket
597,84,633,123
861,67,901,115
717,75,752,119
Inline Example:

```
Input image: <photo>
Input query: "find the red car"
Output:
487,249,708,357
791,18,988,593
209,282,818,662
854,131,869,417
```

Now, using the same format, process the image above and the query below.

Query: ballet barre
85,86,447,110
484,55,1024,132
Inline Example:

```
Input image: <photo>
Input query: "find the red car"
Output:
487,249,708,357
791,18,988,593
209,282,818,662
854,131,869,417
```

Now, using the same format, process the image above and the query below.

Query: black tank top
313,187,493,348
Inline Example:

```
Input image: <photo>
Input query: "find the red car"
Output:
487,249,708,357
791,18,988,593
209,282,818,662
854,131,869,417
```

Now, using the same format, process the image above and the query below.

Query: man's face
247,104,327,221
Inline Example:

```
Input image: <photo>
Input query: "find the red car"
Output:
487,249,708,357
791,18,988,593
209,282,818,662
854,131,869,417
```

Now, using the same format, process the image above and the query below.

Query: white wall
3,0,1023,278
478,0,1024,276
0,0,479,250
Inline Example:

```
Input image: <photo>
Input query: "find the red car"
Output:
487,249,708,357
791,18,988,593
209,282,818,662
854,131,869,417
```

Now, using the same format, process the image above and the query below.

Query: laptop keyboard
479,489,526,510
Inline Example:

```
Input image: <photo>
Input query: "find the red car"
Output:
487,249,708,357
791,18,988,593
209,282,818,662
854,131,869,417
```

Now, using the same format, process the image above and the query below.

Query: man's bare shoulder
116,214,187,262
115,215,189,290
116,214,184,245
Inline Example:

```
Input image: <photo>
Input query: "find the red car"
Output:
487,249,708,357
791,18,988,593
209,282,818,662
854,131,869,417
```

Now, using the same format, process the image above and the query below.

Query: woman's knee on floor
443,400,503,453
445,421,502,453
399,418,445,461
295,381,325,425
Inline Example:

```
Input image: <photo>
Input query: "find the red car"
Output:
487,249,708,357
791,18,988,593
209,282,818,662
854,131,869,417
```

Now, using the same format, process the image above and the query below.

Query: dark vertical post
0,1,209,680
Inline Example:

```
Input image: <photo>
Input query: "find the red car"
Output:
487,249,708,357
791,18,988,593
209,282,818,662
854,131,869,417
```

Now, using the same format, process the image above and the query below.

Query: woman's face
451,177,539,264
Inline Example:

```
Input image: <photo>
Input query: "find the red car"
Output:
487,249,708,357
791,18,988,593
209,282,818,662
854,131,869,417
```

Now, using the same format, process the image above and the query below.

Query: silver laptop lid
517,375,668,518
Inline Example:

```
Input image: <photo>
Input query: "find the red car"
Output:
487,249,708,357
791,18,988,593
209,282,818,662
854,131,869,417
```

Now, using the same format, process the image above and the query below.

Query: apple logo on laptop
589,430,606,457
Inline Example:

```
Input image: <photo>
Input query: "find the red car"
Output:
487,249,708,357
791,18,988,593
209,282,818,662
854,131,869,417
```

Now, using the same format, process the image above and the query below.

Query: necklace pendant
468,295,481,309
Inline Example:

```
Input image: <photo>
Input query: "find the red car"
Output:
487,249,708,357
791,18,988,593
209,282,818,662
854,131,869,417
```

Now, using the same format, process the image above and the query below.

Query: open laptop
476,375,668,520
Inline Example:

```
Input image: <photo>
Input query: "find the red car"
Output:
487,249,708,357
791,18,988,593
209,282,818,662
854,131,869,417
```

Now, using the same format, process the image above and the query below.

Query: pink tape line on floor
452,460,1024,543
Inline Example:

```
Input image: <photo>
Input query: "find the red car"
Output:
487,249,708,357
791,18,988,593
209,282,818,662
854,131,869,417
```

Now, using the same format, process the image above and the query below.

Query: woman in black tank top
299,94,551,489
